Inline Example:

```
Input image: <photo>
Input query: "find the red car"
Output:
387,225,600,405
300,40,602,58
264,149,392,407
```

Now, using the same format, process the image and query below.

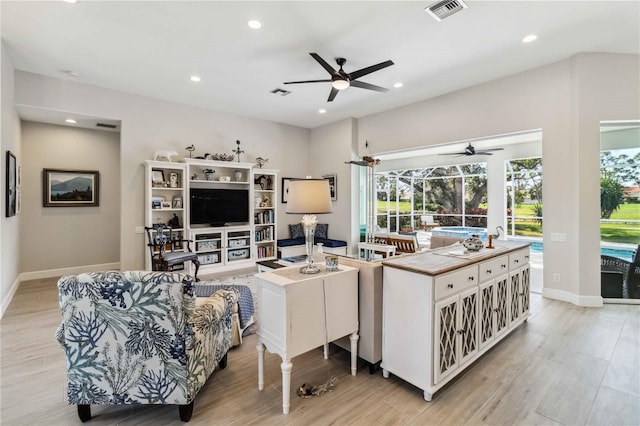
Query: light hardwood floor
1,276,639,425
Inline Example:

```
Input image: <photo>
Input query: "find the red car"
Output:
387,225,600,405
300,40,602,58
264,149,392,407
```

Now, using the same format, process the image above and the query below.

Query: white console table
255,264,359,414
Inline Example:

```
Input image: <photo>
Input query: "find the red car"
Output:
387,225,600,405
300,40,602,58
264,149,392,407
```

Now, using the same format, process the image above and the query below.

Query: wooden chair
420,215,440,230
145,224,200,281
387,234,419,253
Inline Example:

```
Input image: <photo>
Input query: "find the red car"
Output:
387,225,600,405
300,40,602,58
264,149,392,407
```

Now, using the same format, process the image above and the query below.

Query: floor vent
425,0,468,21
96,122,117,129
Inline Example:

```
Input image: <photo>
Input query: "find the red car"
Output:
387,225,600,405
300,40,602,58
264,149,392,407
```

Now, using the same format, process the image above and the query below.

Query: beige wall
1,41,21,316
357,53,640,305
14,71,311,272
20,122,120,273
309,119,358,250
7,52,639,308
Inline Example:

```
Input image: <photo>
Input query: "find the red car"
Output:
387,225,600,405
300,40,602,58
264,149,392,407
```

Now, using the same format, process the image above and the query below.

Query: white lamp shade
286,179,333,214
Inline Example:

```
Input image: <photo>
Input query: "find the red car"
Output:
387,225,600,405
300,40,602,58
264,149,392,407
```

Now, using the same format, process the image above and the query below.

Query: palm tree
600,177,624,219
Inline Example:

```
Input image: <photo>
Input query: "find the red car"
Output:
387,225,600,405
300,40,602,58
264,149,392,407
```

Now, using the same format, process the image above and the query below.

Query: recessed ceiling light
247,19,262,30
393,82,403,88
63,70,80,77
190,75,201,82
318,109,327,114
64,0,78,3
522,34,537,43
65,119,77,124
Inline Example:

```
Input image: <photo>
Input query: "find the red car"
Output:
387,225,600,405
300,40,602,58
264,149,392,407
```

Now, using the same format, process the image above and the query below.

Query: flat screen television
190,188,249,227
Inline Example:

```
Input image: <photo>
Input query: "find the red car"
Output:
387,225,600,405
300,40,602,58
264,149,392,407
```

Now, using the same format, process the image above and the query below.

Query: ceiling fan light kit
439,143,504,157
284,53,394,102
332,79,350,90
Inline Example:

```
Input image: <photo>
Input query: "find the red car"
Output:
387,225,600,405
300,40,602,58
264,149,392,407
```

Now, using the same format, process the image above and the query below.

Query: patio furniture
601,271,624,298
628,246,640,299
420,215,440,230
600,254,640,299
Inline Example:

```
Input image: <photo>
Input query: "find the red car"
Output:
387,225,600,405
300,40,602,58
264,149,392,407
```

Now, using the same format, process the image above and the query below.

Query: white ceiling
2,1,639,130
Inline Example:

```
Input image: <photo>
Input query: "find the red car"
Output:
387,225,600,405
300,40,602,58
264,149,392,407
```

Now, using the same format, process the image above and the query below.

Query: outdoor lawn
378,201,640,244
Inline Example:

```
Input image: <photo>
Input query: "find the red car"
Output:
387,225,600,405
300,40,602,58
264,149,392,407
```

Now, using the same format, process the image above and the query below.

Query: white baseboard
19,262,121,282
1,275,22,319
1,262,121,319
542,287,603,307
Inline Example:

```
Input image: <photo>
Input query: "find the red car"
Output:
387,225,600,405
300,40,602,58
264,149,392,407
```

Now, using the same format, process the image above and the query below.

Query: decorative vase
204,171,215,181
463,234,484,251
234,170,242,182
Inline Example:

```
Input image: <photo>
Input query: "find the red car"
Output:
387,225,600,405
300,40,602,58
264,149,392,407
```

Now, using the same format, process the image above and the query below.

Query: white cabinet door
509,270,522,327
479,280,496,351
434,286,478,385
434,294,459,385
479,274,509,351
518,265,530,319
458,286,479,367
494,274,510,340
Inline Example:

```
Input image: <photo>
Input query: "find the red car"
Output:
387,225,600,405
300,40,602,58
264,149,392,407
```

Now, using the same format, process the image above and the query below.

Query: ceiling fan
439,143,504,157
284,53,394,102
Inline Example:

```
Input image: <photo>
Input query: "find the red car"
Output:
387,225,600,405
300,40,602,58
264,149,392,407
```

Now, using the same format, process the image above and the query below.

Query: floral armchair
55,271,237,422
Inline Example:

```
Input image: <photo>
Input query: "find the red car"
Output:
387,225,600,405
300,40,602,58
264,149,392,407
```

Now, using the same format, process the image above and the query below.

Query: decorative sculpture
153,150,179,162
233,140,244,163
255,157,269,168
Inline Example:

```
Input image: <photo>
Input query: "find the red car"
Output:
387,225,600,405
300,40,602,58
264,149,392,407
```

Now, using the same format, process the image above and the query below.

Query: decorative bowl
463,234,484,251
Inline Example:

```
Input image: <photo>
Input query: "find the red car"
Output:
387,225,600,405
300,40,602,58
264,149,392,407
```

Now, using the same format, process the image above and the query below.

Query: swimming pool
526,241,635,262
431,226,488,240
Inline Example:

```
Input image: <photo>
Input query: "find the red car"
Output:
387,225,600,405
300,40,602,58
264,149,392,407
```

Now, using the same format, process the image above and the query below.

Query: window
375,162,488,232
505,158,543,237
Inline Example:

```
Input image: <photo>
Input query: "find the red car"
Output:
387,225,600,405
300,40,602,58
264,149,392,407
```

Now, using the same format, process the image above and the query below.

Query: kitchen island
381,240,530,401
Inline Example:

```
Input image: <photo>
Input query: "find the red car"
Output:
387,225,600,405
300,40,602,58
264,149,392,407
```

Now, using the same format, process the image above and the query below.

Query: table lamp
286,178,333,274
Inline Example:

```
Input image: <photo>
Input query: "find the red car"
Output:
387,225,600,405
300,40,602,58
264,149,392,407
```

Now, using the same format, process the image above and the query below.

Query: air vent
96,122,117,129
270,88,291,96
425,0,468,21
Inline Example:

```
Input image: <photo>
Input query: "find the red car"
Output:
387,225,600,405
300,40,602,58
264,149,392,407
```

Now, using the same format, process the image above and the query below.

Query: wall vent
96,122,117,129
270,88,291,96
425,0,468,21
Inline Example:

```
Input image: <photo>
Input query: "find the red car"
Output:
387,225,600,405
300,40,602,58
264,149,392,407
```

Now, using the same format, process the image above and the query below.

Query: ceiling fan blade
438,152,466,156
310,53,338,76
327,86,339,102
350,80,389,92
475,152,494,155
479,148,504,152
349,60,394,80
284,79,332,85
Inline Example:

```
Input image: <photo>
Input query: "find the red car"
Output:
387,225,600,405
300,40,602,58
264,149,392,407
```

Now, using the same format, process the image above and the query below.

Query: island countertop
382,240,530,276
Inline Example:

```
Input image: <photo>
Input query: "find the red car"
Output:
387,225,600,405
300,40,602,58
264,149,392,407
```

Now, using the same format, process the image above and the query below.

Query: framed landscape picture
43,169,100,207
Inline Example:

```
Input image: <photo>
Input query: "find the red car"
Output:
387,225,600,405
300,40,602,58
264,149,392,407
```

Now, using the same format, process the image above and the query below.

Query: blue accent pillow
315,223,328,239
289,223,304,239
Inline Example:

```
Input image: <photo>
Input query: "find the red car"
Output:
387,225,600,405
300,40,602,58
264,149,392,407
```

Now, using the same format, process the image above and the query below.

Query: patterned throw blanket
193,283,255,329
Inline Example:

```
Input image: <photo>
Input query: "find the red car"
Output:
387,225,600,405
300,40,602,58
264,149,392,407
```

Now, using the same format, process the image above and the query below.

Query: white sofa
332,235,465,373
